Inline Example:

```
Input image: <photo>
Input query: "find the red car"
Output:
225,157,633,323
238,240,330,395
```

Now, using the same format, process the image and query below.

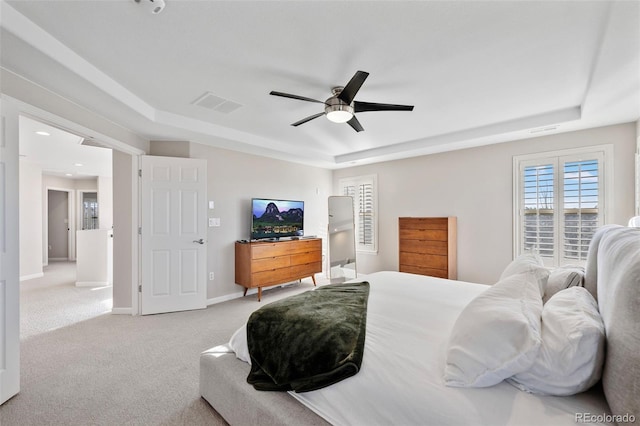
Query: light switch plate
209,201,215,209
209,217,220,227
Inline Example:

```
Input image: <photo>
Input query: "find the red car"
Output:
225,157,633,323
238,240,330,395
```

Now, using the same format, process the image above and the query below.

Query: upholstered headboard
584,225,640,419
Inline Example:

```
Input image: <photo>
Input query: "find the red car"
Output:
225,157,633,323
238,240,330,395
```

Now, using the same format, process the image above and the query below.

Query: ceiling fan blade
346,115,364,132
270,91,324,104
354,101,414,113
338,71,369,104
292,112,325,127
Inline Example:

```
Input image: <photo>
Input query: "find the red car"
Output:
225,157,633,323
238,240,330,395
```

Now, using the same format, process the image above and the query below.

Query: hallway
20,261,112,340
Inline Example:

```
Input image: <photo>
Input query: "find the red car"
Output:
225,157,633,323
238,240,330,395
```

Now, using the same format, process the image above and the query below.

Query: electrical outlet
209,272,215,281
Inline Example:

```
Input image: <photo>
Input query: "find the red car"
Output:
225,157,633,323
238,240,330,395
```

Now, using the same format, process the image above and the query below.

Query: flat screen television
251,198,304,240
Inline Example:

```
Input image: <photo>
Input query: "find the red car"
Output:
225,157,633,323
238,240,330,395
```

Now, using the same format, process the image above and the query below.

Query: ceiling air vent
529,125,558,134
191,92,242,114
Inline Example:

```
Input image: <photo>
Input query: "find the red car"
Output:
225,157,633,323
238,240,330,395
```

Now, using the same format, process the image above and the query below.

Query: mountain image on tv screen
252,199,304,239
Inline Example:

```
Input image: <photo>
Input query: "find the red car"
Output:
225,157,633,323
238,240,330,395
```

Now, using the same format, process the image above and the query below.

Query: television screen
251,198,304,240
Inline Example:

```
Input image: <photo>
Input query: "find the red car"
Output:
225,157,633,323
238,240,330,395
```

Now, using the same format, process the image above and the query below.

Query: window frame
512,145,613,267
338,174,378,254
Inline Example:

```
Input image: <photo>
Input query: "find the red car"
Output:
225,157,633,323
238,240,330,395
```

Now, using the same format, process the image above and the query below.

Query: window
514,145,612,267
339,174,378,253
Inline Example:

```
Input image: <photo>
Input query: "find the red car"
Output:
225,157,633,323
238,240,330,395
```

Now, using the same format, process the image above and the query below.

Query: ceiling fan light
326,110,353,123
325,99,354,123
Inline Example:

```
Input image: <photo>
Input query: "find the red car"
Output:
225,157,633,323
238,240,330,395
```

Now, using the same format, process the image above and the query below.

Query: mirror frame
328,195,357,283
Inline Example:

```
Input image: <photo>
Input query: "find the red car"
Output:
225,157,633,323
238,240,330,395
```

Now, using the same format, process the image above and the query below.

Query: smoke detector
134,0,165,15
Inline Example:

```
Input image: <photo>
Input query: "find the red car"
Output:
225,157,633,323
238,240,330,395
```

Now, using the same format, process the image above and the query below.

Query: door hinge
138,285,142,293
138,169,142,177
138,227,142,235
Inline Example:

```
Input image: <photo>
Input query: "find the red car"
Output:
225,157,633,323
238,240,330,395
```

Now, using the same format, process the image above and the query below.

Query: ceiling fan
269,71,414,132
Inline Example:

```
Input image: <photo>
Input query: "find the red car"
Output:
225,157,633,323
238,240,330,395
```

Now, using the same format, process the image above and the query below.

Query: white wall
636,120,640,216
18,160,43,279
97,176,113,229
5,66,638,306
1,92,21,404
111,150,134,311
189,142,333,301
110,142,333,308
1,70,149,154
333,123,637,285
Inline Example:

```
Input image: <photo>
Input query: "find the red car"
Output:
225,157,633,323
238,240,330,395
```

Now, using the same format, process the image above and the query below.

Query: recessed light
35,131,50,136
74,163,84,167
65,173,73,177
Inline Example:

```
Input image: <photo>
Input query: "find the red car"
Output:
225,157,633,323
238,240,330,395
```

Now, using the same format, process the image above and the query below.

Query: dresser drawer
400,264,448,279
252,256,290,272
399,239,448,255
290,262,322,278
252,268,293,286
399,252,448,270
290,251,320,266
399,217,449,230
251,243,290,259
399,229,448,242
289,239,321,254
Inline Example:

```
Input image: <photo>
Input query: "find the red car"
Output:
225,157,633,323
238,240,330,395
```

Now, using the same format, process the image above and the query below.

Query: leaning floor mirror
328,196,357,283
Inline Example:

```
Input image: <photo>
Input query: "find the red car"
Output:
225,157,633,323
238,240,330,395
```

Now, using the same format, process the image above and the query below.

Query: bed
200,224,639,425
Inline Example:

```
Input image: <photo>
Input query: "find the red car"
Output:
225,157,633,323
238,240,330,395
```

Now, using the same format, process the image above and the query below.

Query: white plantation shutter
515,147,610,267
562,159,600,262
522,163,555,259
358,183,374,247
340,175,378,253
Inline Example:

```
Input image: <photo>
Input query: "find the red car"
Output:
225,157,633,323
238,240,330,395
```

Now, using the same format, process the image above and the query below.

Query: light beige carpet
20,261,112,340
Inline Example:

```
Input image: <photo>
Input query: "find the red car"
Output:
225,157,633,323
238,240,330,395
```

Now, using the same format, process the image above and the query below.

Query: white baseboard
49,257,68,261
75,281,111,287
20,272,44,281
206,291,245,306
206,284,296,306
111,307,132,315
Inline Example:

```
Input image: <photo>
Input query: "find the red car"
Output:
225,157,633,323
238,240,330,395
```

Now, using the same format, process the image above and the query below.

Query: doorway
4,97,144,405
18,114,114,340
47,189,70,261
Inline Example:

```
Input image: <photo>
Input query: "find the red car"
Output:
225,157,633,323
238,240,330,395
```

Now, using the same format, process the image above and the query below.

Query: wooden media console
235,238,322,301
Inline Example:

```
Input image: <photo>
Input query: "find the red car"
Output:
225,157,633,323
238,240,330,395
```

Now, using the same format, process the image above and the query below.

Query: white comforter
231,271,611,426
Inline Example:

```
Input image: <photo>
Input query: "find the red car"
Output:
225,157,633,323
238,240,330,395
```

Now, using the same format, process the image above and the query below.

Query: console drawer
252,256,290,272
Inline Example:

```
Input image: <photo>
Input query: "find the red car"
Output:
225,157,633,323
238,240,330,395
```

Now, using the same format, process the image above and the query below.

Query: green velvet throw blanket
246,281,370,393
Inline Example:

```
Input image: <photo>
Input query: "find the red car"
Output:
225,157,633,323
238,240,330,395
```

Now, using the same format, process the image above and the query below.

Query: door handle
193,239,205,245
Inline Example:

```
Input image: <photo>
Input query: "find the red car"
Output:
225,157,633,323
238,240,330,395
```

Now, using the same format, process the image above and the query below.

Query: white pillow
543,265,584,303
444,272,543,387
228,324,251,365
499,253,550,296
508,286,605,396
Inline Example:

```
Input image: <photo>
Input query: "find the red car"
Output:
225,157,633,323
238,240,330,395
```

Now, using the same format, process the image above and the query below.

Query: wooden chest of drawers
399,217,457,279
235,238,322,301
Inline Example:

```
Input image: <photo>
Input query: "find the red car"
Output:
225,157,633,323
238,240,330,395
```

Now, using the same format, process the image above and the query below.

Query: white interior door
0,98,20,404
140,155,207,315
